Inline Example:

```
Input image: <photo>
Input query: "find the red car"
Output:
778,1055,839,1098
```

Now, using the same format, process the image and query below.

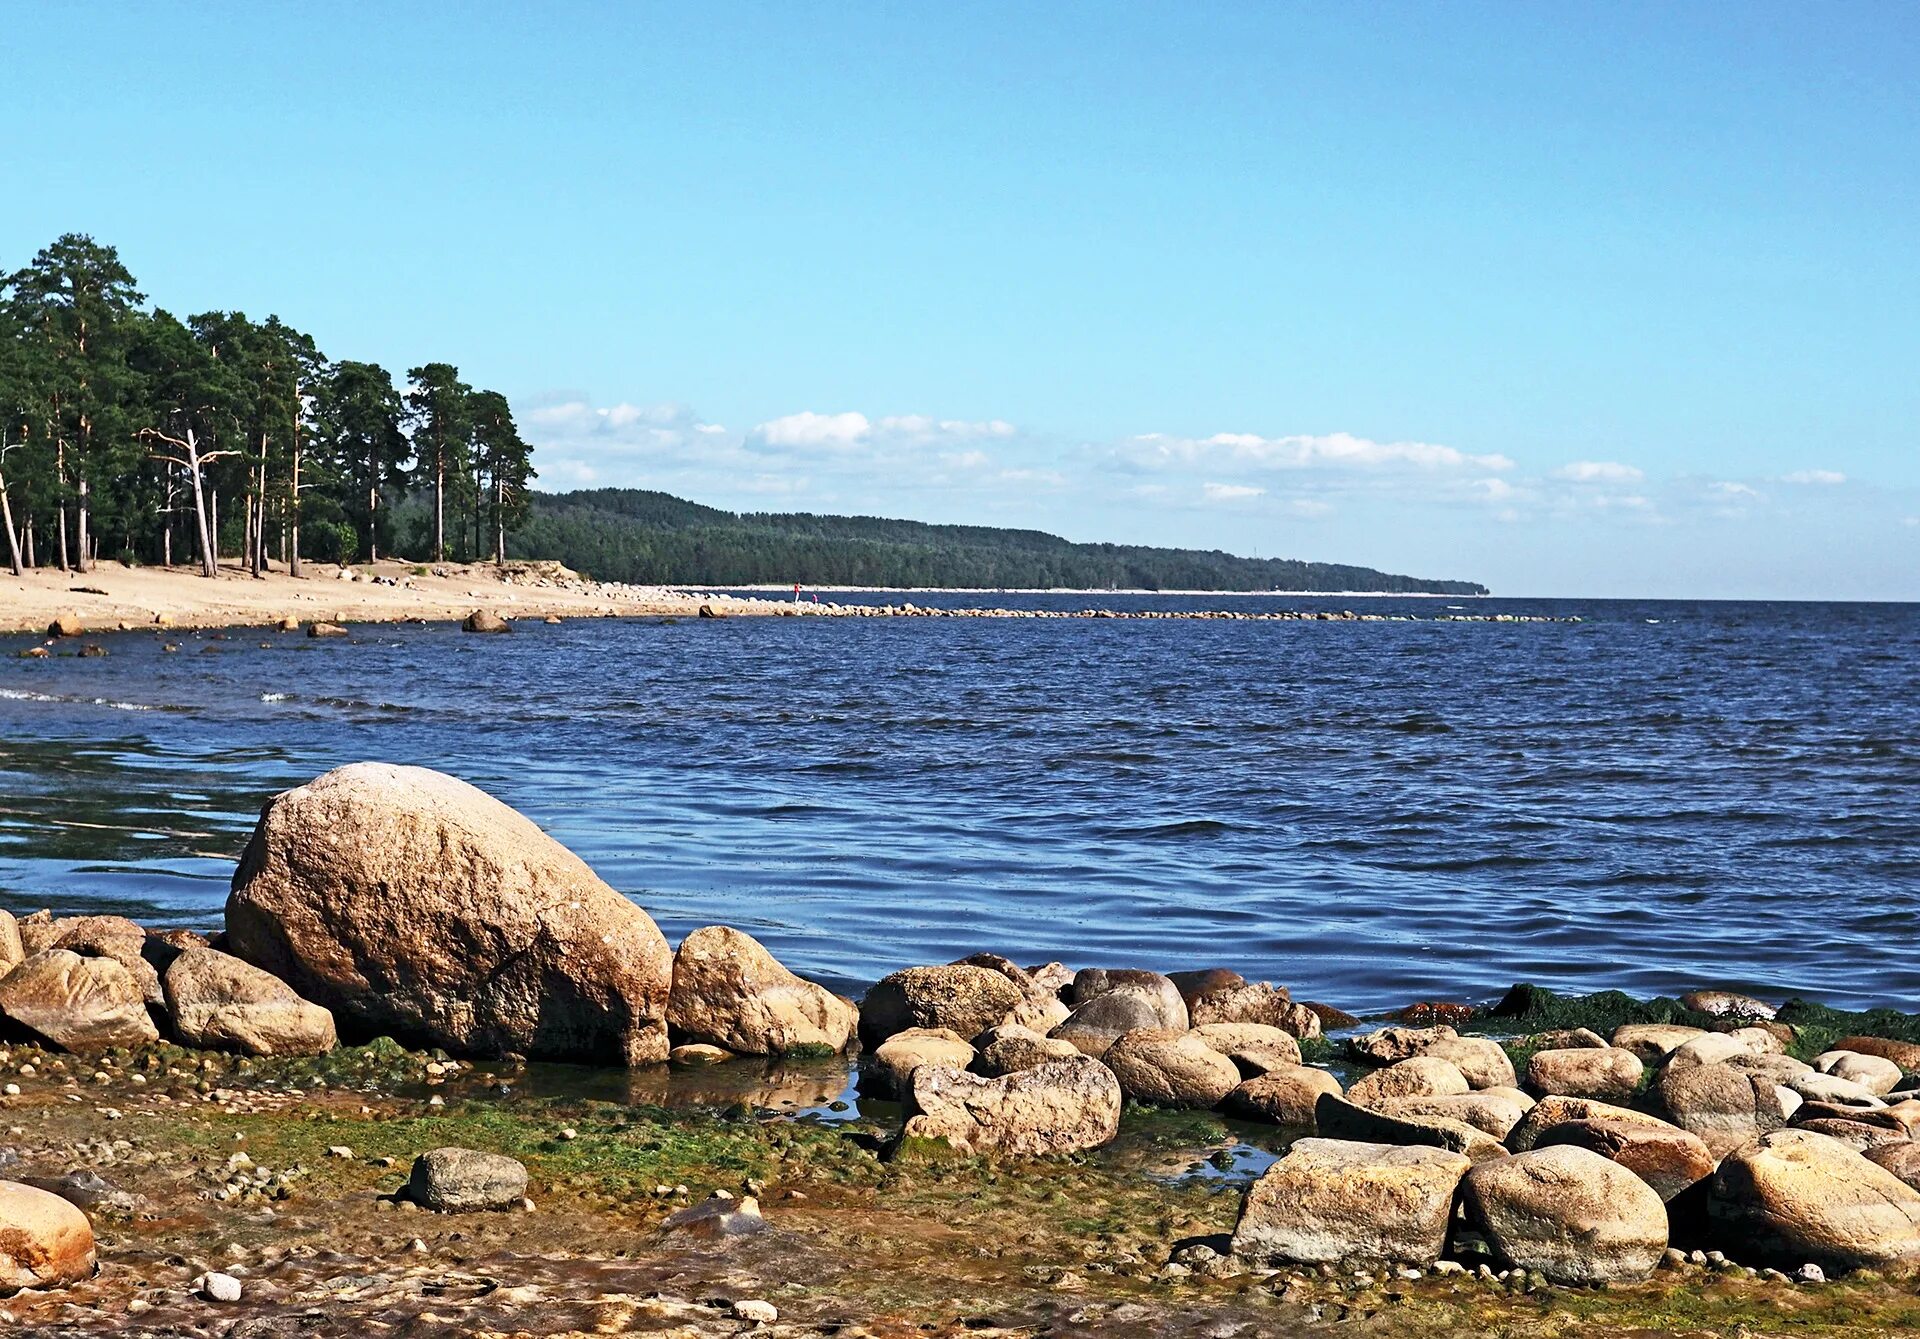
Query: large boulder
224,764,674,1065
16,914,161,1005
951,954,1069,1034
1067,969,1189,1027
1346,1025,1457,1065
1347,1056,1470,1108
858,965,1021,1048
1185,979,1319,1038
1375,1091,1531,1140
1425,1036,1517,1090
1726,1052,1814,1084
1814,1051,1904,1097
1461,1145,1668,1283
0,950,158,1051
1315,1093,1507,1161
1865,1143,1920,1193
1789,1072,1887,1109
162,947,336,1056
1679,989,1775,1019
1101,1028,1241,1108
1225,1066,1343,1125
1524,1047,1644,1102
1654,1062,1788,1159
901,1056,1121,1156
461,609,511,634
1611,1023,1707,1064
1664,1032,1757,1069
1506,1095,1679,1152
1533,1118,1717,1202
407,1148,528,1212
0,910,22,976
1230,1138,1471,1265
1191,1022,1301,1077
0,1181,97,1290
972,1024,1079,1078
1051,984,1187,1058
1710,1130,1920,1272
666,926,855,1056
859,1027,975,1099
1833,1035,1920,1072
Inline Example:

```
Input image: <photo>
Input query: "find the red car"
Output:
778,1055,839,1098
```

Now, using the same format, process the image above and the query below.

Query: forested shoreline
1,233,1484,596
512,488,1491,594
0,234,534,578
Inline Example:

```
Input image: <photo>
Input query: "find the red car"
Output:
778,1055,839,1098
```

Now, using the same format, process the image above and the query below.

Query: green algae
1476,984,1720,1037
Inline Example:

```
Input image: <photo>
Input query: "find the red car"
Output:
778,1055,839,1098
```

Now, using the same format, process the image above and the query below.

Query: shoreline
1,559,1570,637
0,558,795,637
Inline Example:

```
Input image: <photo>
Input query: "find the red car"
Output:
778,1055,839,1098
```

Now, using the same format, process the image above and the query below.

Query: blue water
2,595,1916,1015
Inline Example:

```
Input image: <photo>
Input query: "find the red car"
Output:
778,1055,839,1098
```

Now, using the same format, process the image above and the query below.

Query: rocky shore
2,558,1576,642
0,762,1913,1336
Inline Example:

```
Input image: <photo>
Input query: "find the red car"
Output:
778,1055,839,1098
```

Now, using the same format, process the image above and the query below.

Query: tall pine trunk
433,453,445,562
0,472,22,577
76,478,91,573
288,441,302,578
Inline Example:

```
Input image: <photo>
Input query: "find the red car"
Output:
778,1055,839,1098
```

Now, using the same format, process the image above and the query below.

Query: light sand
0,558,791,636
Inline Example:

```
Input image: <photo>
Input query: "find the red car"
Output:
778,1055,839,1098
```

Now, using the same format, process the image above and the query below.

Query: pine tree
405,363,471,563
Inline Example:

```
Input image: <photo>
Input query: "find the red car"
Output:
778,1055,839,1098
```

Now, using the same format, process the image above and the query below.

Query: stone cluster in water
0,760,1915,1311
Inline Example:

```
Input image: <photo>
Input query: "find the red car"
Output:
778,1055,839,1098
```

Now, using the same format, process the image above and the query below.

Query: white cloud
1475,477,1517,501
753,410,873,450
1557,460,1645,484
1710,481,1761,498
1286,499,1334,517
1202,482,1266,502
1782,469,1846,485
1129,431,1513,473
748,410,1019,454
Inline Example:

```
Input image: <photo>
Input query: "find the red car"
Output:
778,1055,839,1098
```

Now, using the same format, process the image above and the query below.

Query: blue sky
5,3,1916,597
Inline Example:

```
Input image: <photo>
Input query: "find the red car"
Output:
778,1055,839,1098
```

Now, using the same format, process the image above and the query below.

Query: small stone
327,1146,354,1159
198,1271,243,1303
732,1299,778,1324
1795,1263,1826,1284
407,1148,528,1212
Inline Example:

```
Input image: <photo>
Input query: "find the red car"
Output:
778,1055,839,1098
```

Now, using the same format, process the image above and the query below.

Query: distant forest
510,488,1490,594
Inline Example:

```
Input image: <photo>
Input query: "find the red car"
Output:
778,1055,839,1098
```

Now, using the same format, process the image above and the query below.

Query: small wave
1385,715,1453,734
260,692,291,703
1109,818,1240,840
2,687,154,712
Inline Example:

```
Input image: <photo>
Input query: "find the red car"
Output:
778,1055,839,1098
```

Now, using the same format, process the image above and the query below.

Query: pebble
1796,1263,1826,1284
732,1299,778,1324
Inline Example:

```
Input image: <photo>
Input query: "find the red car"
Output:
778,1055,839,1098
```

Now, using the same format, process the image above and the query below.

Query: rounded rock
1525,1047,1644,1102
858,965,1022,1048
1461,1145,1669,1284
667,925,855,1056
1102,1027,1242,1108
1709,1129,1920,1272
0,1181,97,1290
407,1148,529,1212
1347,1056,1471,1108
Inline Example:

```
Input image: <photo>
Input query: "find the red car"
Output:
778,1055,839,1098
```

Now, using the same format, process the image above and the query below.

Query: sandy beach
0,558,794,636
